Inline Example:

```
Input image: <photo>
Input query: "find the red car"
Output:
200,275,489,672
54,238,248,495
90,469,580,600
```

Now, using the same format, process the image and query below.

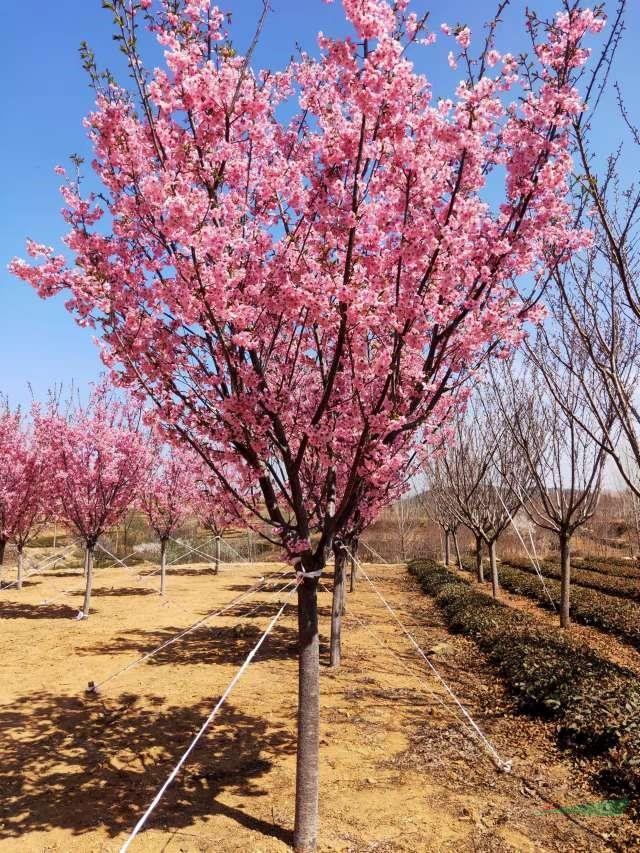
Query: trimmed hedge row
577,556,640,580
504,556,640,602
494,562,640,652
409,559,640,802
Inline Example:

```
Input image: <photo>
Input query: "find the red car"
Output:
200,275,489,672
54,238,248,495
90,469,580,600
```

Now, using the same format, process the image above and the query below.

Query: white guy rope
1,542,81,593
490,485,557,612
88,570,294,693
119,580,300,852
317,580,483,747
348,550,511,772
218,537,251,563
95,542,195,619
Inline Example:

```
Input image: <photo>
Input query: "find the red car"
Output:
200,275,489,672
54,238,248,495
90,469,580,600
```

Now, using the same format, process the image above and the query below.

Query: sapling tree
36,389,149,619
0,401,23,573
493,344,613,627
10,1,603,846
0,402,49,588
193,469,242,573
141,445,198,593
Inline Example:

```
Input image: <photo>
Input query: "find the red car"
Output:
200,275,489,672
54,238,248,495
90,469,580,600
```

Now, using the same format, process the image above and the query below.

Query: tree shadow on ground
224,580,297,594
231,600,332,620
39,570,84,578
138,566,219,578
86,621,303,667
0,601,79,619
0,691,295,844
91,586,157,598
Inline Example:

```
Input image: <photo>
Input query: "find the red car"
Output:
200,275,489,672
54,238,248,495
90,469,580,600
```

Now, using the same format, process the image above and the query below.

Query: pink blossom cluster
10,0,603,564
35,387,149,546
0,403,49,552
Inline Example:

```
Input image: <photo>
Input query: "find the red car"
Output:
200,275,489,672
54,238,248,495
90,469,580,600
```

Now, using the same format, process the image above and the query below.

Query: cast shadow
0,691,295,843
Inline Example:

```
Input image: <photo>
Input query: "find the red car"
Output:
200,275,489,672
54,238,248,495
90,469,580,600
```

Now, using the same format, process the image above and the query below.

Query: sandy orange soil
0,554,636,852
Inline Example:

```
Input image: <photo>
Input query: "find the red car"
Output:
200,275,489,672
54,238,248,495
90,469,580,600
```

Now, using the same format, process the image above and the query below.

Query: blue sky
2,0,638,408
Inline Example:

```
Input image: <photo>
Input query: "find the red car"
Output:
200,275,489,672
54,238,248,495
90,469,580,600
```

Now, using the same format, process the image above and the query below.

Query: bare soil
0,556,637,852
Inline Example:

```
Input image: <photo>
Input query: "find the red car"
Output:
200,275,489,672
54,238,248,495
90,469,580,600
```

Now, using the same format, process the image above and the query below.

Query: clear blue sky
2,1,638,408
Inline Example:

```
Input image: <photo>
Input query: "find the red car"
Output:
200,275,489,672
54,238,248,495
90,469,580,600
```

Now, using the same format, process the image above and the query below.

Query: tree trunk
489,540,499,599
17,547,24,590
214,536,221,574
559,533,571,628
82,544,95,619
160,537,167,596
444,530,451,566
349,541,358,592
453,530,462,570
53,523,57,550
294,573,320,852
83,546,89,579
0,538,5,588
475,535,484,582
329,547,346,668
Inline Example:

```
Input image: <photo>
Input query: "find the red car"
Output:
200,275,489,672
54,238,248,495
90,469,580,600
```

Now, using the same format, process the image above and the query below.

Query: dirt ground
0,555,637,852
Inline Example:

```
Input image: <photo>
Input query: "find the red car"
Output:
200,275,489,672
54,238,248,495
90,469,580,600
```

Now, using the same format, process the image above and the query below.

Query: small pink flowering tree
36,389,149,619
0,402,49,588
140,444,198,593
193,468,246,573
11,1,603,846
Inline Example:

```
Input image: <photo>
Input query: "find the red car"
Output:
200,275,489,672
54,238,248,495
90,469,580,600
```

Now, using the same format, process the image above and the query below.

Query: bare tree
431,402,535,598
493,345,612,627
544,1,639,493
420,478,462,569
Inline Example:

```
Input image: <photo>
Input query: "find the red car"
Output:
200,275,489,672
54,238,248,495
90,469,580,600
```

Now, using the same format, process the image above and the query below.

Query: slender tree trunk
82,544,95,619
17,547,24,590
52,523,57,550
214,536,221,574
349,540,358,592
160,537,167,596
294,573,320,852
475,535,484,582
489,540,499,599
453,530,462,570
559,532,571,628
329,547,346,668
444,530,451,566
83,546,89,579
0,538,5,588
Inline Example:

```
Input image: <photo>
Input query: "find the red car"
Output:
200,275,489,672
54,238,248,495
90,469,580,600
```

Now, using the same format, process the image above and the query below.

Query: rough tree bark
329,545,346,669
559,532,571,628
160,537,167,596
0,537,6,566
489,539,499,599
475,534,484,582
294,572,320,852
81,544,95,619
444,530,451,566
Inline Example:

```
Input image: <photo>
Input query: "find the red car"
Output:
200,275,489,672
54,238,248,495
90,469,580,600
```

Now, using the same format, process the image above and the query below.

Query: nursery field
1,555,638,852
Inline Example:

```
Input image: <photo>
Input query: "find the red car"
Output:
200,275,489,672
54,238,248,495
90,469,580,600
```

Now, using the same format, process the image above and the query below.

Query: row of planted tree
5,0,628,849
0,386,239,614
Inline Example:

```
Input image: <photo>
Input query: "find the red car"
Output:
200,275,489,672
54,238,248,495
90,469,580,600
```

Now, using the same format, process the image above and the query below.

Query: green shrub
503,557,640,602
496,563,640,651
409,559,640,802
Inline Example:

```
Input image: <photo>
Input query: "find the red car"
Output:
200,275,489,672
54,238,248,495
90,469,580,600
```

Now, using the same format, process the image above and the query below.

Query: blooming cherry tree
0,402,49,588
36,388,149,619
10,0,603,846
140,444,198,593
